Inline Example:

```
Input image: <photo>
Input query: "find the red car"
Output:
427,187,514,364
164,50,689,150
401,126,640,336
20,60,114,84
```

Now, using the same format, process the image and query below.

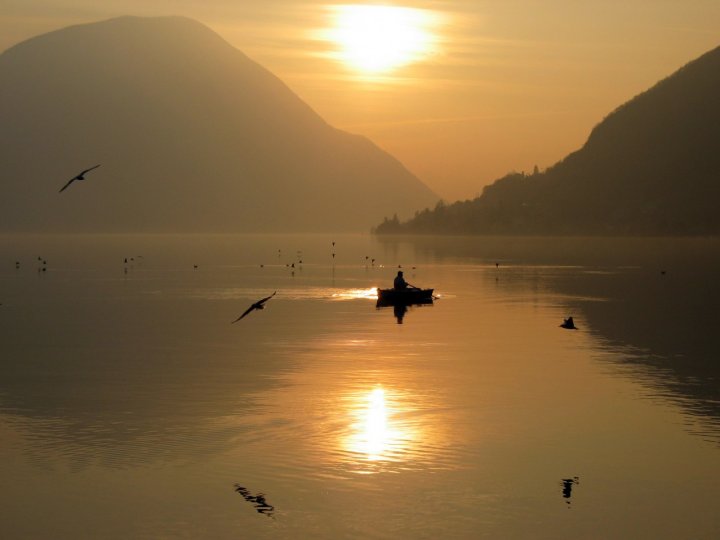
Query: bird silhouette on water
232,291,276,323
59,164,100,193
234,484,275,517
560,316,578,330
561,477,580,506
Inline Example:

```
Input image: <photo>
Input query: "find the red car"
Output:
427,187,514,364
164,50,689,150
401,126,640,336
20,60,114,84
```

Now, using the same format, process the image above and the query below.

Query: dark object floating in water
560,316,577,330
234,484,275,517
376,288,434,305
561,477,580,506
376,288,434,325
232,291,276,323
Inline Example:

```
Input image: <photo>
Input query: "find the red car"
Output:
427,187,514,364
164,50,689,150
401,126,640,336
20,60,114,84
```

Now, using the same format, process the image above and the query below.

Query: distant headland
375,45,720,236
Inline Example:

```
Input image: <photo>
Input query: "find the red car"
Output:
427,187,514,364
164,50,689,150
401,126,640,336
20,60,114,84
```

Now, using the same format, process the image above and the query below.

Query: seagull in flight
232,291,276,323
59,164,100,193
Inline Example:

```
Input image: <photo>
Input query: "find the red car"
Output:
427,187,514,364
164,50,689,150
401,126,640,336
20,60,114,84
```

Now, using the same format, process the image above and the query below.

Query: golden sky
2,1,719,200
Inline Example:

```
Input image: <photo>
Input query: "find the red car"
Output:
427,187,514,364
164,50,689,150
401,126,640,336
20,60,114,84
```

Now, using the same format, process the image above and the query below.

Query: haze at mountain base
0,16,438,233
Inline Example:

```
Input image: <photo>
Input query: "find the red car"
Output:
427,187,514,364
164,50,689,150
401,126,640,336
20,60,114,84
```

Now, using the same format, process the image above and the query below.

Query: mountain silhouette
375,45,720,235
0,16,437,232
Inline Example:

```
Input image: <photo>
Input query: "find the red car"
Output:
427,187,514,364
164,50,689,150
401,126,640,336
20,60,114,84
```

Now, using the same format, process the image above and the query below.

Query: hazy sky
2,1,719,200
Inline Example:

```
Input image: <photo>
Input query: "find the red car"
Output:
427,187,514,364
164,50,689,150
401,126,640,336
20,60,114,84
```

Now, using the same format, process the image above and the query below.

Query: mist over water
1,234,718,539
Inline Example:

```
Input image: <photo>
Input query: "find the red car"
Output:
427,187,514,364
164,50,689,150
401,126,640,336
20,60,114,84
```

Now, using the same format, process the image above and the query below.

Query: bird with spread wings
232,291,276,323
59,164,101,193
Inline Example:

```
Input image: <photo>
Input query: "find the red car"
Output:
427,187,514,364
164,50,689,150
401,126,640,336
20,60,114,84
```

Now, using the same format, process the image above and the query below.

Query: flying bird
232,291,276,323
59,164,101,193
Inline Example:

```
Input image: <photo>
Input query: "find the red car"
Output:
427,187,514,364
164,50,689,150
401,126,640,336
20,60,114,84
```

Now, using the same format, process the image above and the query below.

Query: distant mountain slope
376,45,720,235
0,16,437,232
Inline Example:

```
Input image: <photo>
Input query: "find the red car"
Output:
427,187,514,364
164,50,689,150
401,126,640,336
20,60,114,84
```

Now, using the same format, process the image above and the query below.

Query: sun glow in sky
322,4,441,74
1,1,719,201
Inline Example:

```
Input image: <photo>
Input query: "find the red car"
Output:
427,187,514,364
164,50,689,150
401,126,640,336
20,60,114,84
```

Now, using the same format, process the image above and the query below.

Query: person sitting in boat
394,270,409,290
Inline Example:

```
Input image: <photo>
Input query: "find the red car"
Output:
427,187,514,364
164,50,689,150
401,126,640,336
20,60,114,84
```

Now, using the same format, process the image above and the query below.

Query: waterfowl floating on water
560,317,577,330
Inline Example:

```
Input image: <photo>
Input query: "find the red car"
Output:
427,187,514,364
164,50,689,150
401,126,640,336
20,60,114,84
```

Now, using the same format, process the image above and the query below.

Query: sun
323,4,440,74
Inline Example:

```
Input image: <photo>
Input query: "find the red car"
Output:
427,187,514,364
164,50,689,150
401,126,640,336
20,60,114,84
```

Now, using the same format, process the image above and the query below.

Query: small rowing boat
376,287,434,305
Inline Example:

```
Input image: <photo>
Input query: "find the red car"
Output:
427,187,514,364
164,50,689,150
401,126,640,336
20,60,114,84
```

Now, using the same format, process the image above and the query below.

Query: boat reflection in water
345,388,415,467
376,288,434,324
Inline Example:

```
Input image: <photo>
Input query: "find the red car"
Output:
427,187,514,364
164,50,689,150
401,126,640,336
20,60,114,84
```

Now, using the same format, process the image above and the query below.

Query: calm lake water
1,234,719,539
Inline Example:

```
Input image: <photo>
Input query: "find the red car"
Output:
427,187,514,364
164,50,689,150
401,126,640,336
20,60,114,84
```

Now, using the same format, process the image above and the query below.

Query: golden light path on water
331,287,378,300
200,282,448,474
345,387,414,464
190,287,378,301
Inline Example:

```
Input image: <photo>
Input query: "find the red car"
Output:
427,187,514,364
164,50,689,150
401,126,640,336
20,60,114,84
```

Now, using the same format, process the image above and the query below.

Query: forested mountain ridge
376,45,720,235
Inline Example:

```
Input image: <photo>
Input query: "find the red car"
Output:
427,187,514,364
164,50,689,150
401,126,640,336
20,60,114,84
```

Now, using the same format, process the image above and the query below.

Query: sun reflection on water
346,387,411,463
331,287,378,300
